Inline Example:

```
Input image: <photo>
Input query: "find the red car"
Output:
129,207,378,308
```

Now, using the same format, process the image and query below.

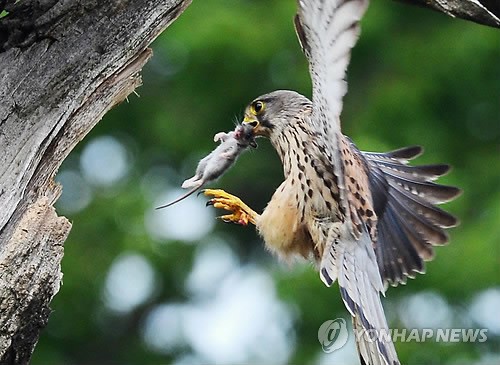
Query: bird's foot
203,189,257,226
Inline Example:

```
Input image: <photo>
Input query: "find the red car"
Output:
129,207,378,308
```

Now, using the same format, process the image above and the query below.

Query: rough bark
396,0,500,28
0,0,191,363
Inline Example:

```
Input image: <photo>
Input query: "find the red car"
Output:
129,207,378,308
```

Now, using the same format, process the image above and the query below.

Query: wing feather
295,0,368,128
295,0,369,233
296,2,402,363
362,147,461,286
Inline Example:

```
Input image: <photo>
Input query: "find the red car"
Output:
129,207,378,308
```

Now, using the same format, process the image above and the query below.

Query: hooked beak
243,115,265,136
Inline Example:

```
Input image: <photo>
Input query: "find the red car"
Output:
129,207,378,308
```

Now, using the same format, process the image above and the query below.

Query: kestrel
204,0,461,364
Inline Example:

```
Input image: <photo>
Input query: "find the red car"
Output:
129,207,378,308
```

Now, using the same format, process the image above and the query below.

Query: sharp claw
218,216,232,223
202,189,255,226
197,190,205,197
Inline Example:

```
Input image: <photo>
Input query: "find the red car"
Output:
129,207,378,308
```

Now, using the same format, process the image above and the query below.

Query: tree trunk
0,0,496,363
0,0,191,363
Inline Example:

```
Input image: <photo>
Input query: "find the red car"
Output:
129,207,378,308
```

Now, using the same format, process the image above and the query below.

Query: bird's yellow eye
251,101,265,115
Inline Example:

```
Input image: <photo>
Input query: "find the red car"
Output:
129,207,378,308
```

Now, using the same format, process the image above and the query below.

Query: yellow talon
203,189,257,226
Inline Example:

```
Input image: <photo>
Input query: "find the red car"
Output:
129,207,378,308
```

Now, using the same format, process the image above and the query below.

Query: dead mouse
156,123,256,209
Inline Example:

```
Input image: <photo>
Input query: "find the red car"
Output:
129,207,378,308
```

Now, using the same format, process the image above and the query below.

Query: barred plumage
204,0,461,364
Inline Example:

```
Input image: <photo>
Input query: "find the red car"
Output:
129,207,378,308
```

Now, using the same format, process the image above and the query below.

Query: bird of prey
203,0,461,364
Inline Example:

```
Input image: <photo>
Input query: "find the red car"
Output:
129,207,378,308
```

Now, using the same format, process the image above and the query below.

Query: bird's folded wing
295,0,369,234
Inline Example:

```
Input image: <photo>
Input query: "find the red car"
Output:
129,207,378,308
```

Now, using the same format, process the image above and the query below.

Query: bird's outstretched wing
361,146,461,287
294,0,369,235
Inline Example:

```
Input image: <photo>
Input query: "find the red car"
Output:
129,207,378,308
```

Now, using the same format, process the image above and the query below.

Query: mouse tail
155,182,203,209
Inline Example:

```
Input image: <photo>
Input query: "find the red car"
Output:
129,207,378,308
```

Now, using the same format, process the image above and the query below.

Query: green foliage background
32,0,499,364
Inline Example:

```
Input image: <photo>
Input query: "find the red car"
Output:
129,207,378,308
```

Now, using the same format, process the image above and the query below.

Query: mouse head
235,124,258,148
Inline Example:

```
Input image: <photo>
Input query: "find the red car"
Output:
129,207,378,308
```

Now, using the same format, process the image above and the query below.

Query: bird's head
242,90,311,143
